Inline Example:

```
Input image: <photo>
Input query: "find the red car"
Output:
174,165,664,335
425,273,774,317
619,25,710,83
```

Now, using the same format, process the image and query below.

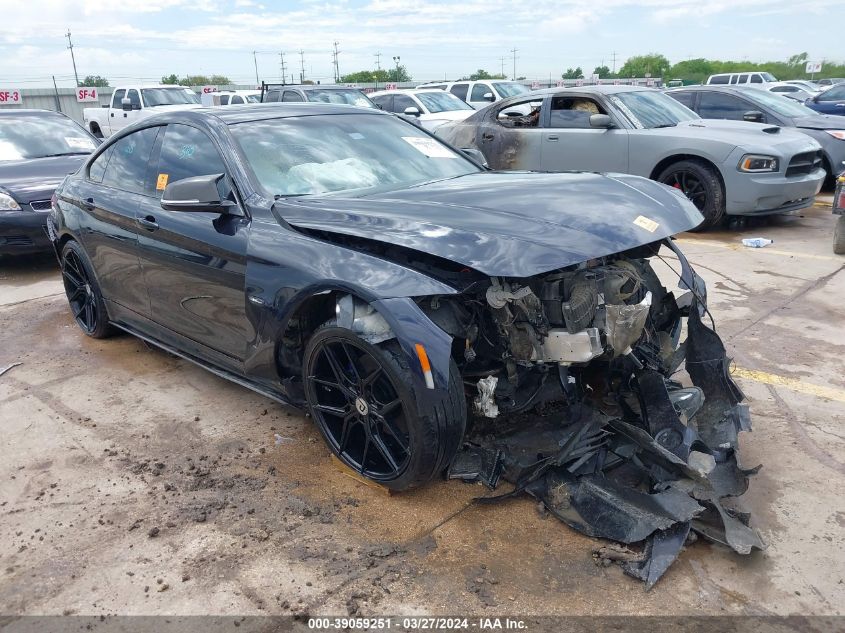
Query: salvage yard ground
1,199,843,619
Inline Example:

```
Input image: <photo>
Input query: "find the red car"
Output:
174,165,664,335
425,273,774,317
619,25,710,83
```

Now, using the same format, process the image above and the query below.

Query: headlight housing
824,130,845,141
0,191,21,211
738,154,779,173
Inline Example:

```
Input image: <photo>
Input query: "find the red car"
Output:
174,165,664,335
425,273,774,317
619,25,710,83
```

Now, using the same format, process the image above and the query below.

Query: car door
539,94,628,173
111,89,143,133
476,96,546,170
283,90,306,102
809,85,845,115
135,123,250,363
108,89,126,133
78,125,160,319
371,94,392,111
449,83,470,105
468,83,495,109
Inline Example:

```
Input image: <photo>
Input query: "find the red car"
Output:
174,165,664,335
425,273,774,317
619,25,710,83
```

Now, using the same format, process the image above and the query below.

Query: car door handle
123,112,128,118
481,132,494,141
137,215,159,231
110,112,114,117
82,197,95,211
547,135,559,141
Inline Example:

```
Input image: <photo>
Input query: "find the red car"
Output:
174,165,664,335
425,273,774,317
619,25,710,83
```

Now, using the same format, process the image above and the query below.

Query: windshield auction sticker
66,137,96,150
156,173,169,191
401,136,458,158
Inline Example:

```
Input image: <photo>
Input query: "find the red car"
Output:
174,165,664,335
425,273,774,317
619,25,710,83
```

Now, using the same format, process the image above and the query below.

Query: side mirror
121,97,132,111
589,114,613,128
160,174,233,213
460,148,488,168
403,106,421,117
743,110,764,122
483,92,495,101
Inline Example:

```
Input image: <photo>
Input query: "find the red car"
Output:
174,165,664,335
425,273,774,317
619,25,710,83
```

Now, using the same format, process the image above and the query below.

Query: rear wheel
303,326,466,491
60,241,114,339
834,215,845,255
657,159,725,231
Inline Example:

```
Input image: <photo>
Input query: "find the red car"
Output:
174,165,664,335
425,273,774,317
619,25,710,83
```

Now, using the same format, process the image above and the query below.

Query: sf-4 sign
0,89,22,104
76,88,98,102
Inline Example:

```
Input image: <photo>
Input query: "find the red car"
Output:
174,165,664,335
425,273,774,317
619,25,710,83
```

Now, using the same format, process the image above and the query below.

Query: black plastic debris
451,293,764,589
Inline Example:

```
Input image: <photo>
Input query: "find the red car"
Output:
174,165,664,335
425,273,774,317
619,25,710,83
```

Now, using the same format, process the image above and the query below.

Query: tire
834,215,845,255
90,123,103,139
303,326,466,491
60,240,115,339
657,159,725,231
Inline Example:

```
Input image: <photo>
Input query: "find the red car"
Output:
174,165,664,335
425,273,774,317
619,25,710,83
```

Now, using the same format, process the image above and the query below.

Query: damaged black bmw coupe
50,104,761,585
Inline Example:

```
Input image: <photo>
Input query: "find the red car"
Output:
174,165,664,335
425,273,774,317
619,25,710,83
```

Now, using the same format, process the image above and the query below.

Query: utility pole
611,51,618,74
332,41,341,83
299,50,306,83
279,51,286,84
66,30,80,87
392,55,401,83
500,56,506,78
252,50,259,85
510,48,518,81
374,52,382,89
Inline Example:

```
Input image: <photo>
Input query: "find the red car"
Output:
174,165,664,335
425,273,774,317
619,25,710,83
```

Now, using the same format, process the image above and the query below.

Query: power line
66,30,79,87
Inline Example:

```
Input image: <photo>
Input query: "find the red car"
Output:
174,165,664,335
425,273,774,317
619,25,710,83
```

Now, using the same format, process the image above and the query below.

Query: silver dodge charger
436,85,825,229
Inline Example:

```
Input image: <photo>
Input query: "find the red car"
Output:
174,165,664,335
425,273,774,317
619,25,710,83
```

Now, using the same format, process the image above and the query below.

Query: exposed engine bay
416,239,763,588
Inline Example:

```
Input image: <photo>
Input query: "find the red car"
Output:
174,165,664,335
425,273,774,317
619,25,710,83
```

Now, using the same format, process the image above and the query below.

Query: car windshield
245,94,261,103
609,90,699,128
304,89,376,108
141,88,200,106
0,114,97,161
493,82,530,98
230,113,479,196
761,72,777,82
742,88,819,117
415,91,473,113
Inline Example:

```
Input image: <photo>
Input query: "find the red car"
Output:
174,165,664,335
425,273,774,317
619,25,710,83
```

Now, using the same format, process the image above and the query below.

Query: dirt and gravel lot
1,200,843,623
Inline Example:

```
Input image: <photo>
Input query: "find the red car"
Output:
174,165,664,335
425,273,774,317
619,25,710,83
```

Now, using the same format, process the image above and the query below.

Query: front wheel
303,326,466,491
657,159,725,231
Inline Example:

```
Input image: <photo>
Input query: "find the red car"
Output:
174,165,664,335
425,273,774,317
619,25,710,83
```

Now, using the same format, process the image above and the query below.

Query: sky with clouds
0,0,839,87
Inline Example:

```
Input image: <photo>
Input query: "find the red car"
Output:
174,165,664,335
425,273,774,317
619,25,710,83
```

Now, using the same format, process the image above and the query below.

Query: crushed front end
419,238,763,588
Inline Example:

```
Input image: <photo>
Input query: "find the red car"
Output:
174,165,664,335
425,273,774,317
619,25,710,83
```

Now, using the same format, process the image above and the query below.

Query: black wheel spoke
323,345,352,387
313,402,348,417
338,413,356,452
62,268,83,288
371,432,399,471
361,366,383,389
339,342,361,384
374,413,409,453
377,398,401,417
84,300,95,329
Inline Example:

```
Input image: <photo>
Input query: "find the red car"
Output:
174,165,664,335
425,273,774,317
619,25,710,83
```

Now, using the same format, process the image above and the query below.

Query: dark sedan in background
667,86,845,184
804,83,845,116
0,109,98,256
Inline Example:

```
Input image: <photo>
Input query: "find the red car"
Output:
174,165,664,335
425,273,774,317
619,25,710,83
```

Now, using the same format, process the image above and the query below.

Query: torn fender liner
623,521,691,590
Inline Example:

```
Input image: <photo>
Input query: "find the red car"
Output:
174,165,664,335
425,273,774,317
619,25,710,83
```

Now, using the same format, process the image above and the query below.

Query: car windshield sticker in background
608,96,644,129
401,136,458,158
179,144,195,160
66,137,96,151
156,174,169,190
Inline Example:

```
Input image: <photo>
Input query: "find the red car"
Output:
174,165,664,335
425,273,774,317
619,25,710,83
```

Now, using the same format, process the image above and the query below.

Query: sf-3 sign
0,89,22,104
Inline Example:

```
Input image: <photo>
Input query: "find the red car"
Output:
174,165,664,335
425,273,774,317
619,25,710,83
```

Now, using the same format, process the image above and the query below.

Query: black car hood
0,155,88,203
277,171,702,278
792,114,845,131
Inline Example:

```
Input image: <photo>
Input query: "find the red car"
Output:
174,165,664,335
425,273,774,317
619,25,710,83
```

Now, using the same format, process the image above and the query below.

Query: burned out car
50,104,762,586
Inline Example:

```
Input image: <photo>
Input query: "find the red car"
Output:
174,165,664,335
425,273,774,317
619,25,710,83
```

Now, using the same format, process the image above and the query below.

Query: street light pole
66,30,80,87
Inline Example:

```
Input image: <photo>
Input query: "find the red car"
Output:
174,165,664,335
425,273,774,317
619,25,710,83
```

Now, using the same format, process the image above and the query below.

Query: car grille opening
28,200,52,212
0,236,35,246
785,150,822,178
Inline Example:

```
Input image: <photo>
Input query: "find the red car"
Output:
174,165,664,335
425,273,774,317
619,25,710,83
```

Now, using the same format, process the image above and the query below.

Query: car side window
738,74,749,84
231,95,243,104
450,83,469,101
820,85,845,100
283,90,305,102
88,147,113,183
697,93,749,120
264,90,281,103
751,74,763,84
393,94,416,113
154,124,227,199
548,96,605,128
470,84,491,101
669,91,695,108
372,95,392,111
496,98,544,128
729,75,739,85
100,126,160,194
709,75,728,85
219,95,230,105
127,89,141,110
111,89,126,108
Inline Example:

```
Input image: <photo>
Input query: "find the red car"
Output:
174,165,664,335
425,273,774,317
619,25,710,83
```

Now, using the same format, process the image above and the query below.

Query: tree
386,65,411,82
209,75,231,85
668,58,714,83
592,65,612,79
562,67,584,79
618,53,671,78
82,75,109,87
787,52,809,67
159,74,230,86
340,69,390,83
161,74,179,85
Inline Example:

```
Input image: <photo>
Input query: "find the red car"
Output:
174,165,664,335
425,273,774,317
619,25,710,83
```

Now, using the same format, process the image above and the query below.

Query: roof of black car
149,103,386,126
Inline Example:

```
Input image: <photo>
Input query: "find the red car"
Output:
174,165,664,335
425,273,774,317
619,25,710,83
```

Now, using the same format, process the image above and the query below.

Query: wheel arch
649,153,726,193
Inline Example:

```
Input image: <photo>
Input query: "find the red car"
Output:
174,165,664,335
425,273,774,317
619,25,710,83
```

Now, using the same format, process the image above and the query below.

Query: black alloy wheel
61,241,113,338
305,333,412,482
657,159,725,230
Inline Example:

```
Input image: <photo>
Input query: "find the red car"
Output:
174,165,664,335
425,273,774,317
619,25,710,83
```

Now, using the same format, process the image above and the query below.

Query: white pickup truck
83,85,202,138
